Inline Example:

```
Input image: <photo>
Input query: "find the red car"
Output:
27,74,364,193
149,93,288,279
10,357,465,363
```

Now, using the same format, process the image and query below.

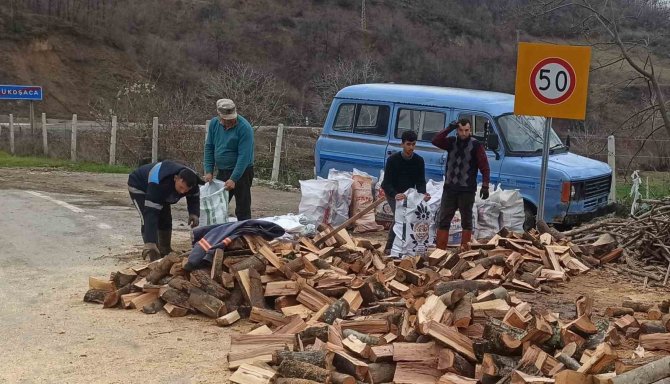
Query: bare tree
205,61,287,128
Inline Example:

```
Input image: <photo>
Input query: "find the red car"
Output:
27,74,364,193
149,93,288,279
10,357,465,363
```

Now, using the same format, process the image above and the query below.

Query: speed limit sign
514,43,591,120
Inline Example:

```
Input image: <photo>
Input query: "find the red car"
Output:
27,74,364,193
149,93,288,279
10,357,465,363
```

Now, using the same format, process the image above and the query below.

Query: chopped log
476,287,509,303
321,299,349,325
369,345,394,362
605,307,634,317
217,310,241,326
252,236,286,270
330,372,355,384
438,372,478,384
554,371,591,384
424,320,476,362
188,287,226,318
615,356,663,375
393,361,442,384
273,314,307,335
621,301,653,313
474,255,508,269
221,271,235,289
608,356,670,384
599,248,623,264
340,319,389,334
639,333,670,351
440,289,467,309
297,282,335,311
164,303,188,317
482,318,525,355
249,307,290,327
473,299,511,319
614,315,640,332
230,363,277,384
275,379,319,384
142,297,165,314
229,255,266,274
435,280,497,295
368,362,396,383
265,281,299,297
130,292,159,310
503,308,531,330
298,324,329,345
439,348,476,377
190,269,230,300
160,287,192,310
272,350,327,368
89,276,114,291
392,341,437,362
211,249,224,283
664,314,670,332
235,268,266,309
481,353,519,380
462,265,487,280
341,329,381,345
275,296,300,311
103,283,132,308
111,268,137,288
83,289,108,304
281,304,313,318
648,305,663,321
577,343,617,374
576,295,594,318
453,293,474,328
639,320,668,334
277,359,331,383
429,249,451,266
555,353,582,371
146,253,180,284
418,294,449,332
332,350,369,381
341,290,363,312
342,335,371,359
565,315,598,336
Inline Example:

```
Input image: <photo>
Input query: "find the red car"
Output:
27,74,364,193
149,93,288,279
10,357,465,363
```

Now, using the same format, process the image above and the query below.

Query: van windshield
496,114,565,154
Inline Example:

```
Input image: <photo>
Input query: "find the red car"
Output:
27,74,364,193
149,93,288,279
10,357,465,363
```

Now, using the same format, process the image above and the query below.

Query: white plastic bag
352,170,383,233
327,169,354,227
498,188,525,232
199,180,229,226
299,179,338,226
391,189,433,257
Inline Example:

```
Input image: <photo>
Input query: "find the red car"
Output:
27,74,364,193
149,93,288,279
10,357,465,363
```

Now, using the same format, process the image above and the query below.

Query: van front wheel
523,203,536,231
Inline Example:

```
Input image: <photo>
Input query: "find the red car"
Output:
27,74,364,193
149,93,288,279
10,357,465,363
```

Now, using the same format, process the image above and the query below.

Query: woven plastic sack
199,180,229,226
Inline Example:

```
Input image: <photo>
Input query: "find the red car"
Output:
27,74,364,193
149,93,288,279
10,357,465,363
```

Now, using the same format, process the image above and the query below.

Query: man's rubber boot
157,230,173,257
460,230,472,252
436,229,450,250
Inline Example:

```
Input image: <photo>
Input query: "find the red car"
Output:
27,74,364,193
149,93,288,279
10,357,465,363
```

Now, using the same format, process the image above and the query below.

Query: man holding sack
432,118,490,251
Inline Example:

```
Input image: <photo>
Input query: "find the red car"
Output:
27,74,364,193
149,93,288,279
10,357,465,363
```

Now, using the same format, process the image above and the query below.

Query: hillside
0,0,669,151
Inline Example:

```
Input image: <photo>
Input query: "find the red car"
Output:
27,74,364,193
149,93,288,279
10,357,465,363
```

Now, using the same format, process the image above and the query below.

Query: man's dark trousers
384,197,397,251
128,191,172,242
217,166,254,221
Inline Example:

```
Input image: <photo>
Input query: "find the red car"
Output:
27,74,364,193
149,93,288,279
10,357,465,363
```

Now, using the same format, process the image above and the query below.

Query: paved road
0,189,233,383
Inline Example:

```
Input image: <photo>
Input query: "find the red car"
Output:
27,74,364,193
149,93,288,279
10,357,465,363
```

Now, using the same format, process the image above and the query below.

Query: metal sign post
514,43,591,224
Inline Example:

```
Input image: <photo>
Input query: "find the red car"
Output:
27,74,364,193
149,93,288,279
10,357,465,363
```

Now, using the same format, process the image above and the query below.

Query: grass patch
0,151,132,174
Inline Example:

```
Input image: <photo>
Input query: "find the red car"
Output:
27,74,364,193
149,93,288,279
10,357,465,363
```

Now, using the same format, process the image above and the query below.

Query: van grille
581,175,611,209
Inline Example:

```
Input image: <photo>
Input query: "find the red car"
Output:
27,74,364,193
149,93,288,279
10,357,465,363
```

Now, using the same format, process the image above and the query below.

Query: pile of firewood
84,223,670,384
553,197,670,287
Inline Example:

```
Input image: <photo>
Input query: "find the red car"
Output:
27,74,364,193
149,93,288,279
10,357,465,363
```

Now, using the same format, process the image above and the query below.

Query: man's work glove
188,214,199,228
142,243,161,261
480,186,489,200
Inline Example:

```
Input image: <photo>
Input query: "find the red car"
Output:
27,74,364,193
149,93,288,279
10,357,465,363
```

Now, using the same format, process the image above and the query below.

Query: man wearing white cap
204,99,255,220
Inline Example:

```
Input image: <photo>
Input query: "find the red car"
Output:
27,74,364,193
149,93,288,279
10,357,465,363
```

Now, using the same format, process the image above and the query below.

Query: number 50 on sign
514,43,591,120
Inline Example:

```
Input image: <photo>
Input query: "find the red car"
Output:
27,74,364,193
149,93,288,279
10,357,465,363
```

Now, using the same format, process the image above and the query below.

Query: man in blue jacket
203,99,255,221
128,161,204,261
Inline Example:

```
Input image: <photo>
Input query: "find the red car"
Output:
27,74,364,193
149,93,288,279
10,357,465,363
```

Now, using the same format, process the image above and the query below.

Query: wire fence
569,134,670,174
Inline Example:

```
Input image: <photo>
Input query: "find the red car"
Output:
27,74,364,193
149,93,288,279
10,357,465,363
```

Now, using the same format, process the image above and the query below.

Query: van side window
396,109,445,142
333,103,390,136
334,104,356,132
458,113,492,143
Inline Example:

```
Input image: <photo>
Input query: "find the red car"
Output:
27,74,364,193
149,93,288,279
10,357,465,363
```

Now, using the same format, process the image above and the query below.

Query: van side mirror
487,133,500,160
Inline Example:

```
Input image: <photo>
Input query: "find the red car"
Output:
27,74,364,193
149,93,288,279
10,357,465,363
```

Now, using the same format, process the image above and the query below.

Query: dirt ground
0,167,667,383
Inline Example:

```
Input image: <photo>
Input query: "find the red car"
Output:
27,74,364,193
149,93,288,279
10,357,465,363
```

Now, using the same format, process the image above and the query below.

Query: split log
321,299,349,325
368,362,396,383
394,361,442,384
369,345,394,362
83,289,108,304
435,280,497,295
577,342,617,374
615,356,664,375
477,287,509,303
605,307,634,317
608,356,670,384
160,287,193,310
111,269,137,288
275,379,319,384
342,335,371,359
440,289,467,309
554,371,591,384
216,310,241,326
341,329,381,346
277,359,331,383
249,307,289,327
482,318,524,355
103,283,132,308
330,372,355,384
332,350,369,380
230,363,277,384
188,287,226,318
438,372,478,384
235,268,266,309
474,255,508,269
298,324,329,345
439,348,476,377
190,269,230,300
639,320,668,334
146,253,180,284
639,333,670,351
453,293,474,328
142,297,165,314
648,305,663,321
211,249,224,283
424,320,476,362
576,295,594,318
164,303,188,317
555,353,581,371
481,353,520,381
272,350,327,368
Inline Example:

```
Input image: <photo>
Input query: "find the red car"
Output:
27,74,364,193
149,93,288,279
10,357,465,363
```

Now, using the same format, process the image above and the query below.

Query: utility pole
361,0,367,31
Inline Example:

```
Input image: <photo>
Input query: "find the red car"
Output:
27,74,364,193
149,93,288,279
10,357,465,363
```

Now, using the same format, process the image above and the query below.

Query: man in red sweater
432,118,490,250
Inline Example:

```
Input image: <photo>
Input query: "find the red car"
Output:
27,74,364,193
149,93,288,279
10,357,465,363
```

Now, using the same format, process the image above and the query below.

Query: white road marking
84,215,98,220
97,223,112,230
25,191,85,213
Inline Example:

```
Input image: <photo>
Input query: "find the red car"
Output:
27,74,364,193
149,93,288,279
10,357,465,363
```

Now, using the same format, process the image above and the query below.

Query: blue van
314,84,613,227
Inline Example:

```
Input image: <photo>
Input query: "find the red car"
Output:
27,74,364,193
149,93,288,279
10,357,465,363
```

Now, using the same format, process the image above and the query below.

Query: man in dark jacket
128,160,204,261
381,130,430,254
432,118,490,251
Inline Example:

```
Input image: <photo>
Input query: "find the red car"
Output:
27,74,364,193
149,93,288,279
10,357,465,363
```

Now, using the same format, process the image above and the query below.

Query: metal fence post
271,124,285,183
109,116,117,165
607,135,616,203
71,114,77,162
152,116,158,163
9,114,15,155
41,113,48,155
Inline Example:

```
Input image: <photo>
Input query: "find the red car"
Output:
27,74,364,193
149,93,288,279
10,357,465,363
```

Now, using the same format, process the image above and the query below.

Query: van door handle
440,154,446,164
387,150,393,156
